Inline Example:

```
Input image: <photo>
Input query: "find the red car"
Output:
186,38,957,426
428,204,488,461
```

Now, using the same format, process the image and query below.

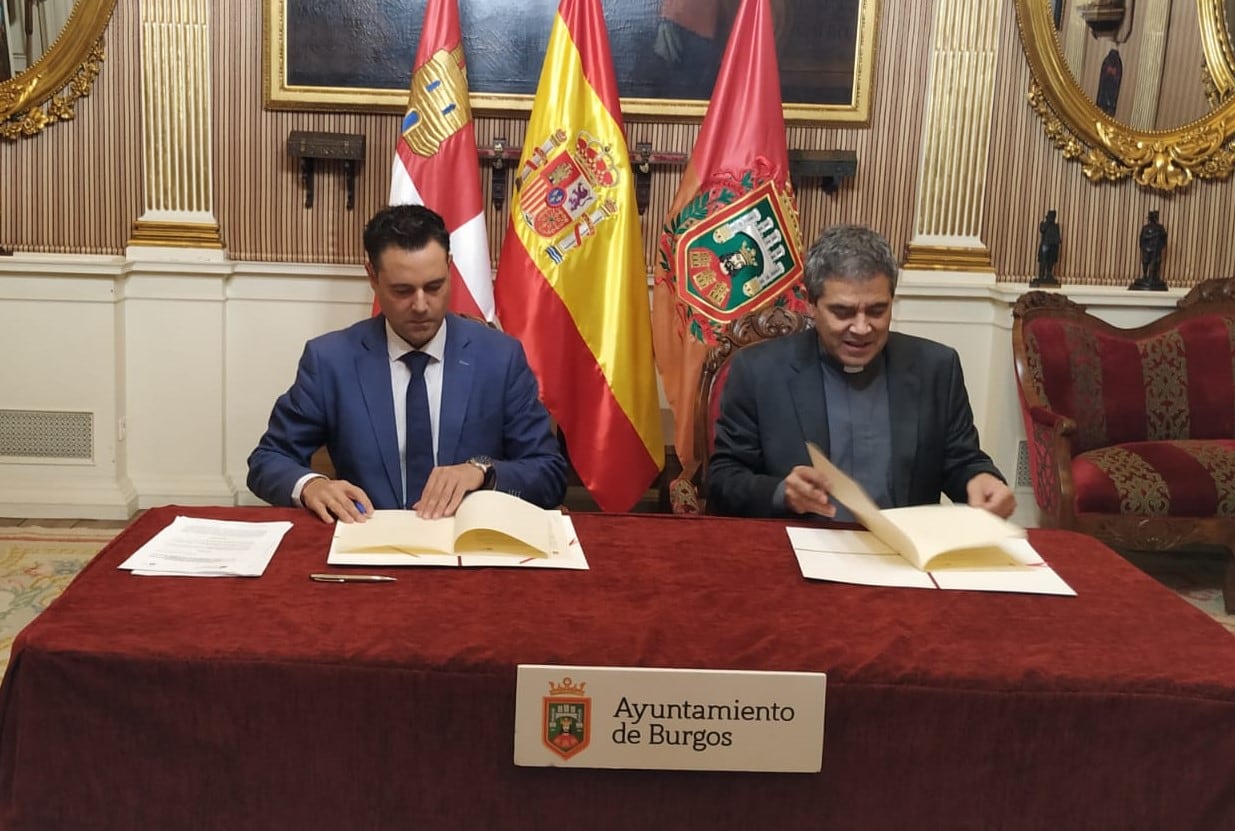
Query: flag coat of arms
651,0,807,482
496,0,664,512
387,0,494,321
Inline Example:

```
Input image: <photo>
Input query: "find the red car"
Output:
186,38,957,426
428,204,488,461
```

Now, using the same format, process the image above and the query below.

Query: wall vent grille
0,410,94,460
1015,439,1031,488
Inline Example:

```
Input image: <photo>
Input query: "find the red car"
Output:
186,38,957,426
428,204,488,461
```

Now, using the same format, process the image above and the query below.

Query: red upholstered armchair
1012,280,1235,611
669,305,813,514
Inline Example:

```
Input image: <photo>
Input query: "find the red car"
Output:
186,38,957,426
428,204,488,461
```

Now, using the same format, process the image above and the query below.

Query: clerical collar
818,343,886,376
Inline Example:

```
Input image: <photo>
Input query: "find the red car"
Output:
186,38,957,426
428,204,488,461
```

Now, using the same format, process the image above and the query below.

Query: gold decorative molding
133,0,219,240
1200,0,1235,103
0,1,118,140
906,1,1002,261
129,220,224,249
902,244,994,273
261,0,881,125
1014,0,1235,191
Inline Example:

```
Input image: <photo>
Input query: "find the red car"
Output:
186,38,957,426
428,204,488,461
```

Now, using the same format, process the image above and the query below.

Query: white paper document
119,516,293,577
787,526,1076,596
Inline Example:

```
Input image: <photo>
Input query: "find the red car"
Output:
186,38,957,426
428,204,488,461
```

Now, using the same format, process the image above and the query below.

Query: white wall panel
0,254,1192,521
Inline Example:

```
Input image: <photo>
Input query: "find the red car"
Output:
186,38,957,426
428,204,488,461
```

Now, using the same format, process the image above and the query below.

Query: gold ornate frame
0,0,118,140
1013,0,1235,191
263,0,880,125
1200,0,1235,103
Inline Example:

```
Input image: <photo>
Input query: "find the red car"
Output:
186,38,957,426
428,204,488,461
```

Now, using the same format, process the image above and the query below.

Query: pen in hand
310,573,396,583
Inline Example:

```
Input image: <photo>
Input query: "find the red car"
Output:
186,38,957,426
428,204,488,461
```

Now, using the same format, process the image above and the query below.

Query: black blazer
707,329,1003,517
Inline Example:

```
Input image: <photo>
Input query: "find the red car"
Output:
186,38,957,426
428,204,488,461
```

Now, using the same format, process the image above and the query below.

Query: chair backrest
1012,280,1235,454
694,304,813,486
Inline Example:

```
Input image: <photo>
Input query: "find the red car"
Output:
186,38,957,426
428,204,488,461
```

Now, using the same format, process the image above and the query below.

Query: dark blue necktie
400,351,433,508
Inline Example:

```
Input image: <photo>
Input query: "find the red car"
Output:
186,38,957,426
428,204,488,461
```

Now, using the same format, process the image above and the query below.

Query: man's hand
413,463,485,519
966,473,1016,519
301,477,373,524
783,465,838,517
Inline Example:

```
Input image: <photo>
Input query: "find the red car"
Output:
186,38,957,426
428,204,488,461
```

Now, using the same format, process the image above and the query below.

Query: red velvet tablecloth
2,506,1235,830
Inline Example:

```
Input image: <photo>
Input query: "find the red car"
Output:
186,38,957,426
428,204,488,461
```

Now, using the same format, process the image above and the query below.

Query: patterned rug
0,527,119,677
0,529,1231,679
1122,548,1235,637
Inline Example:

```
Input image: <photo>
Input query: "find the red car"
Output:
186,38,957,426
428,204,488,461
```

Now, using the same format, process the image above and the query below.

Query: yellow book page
450,491,554,558
332,510,456,556
806,443,1023,571
806,443,919,560
878,505,1024,571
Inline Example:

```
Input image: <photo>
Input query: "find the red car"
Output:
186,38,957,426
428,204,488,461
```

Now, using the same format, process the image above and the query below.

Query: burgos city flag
495,0,664,512
652,0,808,484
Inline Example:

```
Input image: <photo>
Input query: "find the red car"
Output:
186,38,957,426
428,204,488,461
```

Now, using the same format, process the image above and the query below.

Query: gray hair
803,225,899,303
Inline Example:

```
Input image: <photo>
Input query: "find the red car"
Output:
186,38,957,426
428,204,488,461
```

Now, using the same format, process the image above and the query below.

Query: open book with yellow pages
786,443,1075,595
326,490,587,570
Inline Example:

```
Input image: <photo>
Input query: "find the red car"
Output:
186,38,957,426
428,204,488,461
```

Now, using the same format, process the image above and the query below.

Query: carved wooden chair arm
1024,406,1077,526
1025,405,1076,435
668,475,702,515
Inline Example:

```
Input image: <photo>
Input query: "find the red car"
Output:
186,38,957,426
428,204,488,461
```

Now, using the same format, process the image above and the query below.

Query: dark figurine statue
1130,210,1167,291
1032,210,1062,288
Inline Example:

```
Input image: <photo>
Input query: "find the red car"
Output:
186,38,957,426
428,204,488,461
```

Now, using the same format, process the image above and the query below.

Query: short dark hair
363,204,450,266
803,224,899,304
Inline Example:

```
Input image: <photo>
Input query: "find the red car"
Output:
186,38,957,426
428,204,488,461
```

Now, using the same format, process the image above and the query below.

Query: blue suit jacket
707,329,1004,517
247,314,567,510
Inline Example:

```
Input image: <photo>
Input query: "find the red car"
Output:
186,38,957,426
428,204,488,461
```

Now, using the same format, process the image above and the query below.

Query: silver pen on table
309,573,397,583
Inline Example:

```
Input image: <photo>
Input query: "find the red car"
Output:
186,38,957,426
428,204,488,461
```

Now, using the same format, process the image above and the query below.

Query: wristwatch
467,456,496,490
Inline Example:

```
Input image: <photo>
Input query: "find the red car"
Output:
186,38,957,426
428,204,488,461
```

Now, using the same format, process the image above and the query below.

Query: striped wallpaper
2,1,1233,287
987,6,1235,285
0,0,141,255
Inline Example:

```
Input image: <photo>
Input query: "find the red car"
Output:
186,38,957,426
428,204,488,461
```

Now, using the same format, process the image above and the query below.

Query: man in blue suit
248,205,567,523
708,225,1015,520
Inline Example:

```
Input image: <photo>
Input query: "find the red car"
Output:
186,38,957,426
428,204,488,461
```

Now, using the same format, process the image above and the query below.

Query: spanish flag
386,0,494,321
651,0,807,483
495,0,663,512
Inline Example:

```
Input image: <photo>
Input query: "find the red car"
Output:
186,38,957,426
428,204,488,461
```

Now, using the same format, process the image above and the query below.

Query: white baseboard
0,477,139,520
129,474,238,509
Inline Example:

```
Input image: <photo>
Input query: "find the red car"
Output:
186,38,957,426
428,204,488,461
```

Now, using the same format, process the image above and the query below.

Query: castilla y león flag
651,0,807,482
495,0,664,512
385,0,494,321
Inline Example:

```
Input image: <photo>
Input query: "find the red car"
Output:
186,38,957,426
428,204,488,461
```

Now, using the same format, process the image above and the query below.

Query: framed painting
264,0,880,124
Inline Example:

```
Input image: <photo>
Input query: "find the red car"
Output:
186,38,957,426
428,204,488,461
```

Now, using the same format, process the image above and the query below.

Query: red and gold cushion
1023,315,1235,453
1073,439,1235,516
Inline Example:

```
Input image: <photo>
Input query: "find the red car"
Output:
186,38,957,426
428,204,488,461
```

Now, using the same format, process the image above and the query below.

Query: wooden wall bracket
476,139,687,213
468,143,856,209
788,149,859,195
287,131,366,210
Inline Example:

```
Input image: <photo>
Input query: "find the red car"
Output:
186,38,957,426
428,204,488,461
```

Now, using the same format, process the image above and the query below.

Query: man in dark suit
247,205,566,523
708,224,1014,520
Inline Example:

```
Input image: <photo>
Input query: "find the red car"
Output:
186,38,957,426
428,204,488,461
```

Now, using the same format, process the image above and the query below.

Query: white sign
514,665,826,772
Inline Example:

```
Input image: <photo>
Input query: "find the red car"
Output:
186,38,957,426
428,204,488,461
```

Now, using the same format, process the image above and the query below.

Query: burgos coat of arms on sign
516,130,621,265
542,676,590,760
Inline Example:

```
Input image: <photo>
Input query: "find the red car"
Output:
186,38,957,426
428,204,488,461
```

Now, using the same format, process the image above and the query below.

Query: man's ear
365,261,378,288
